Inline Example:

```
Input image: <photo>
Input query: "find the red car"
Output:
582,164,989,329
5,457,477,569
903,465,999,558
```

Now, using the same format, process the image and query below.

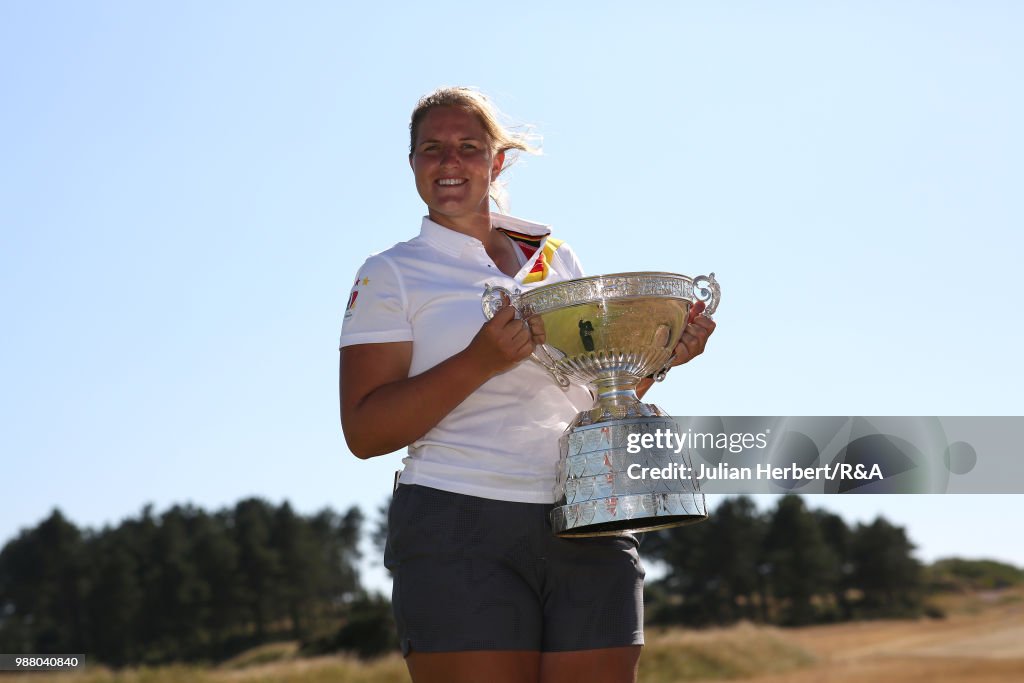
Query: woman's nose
440,145,459,165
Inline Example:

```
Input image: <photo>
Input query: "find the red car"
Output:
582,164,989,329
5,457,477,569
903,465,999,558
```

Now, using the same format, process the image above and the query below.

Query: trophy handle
532,344,572,388
693,272,720,318
651,272,721,383
481,283,516,320
481,284,571,388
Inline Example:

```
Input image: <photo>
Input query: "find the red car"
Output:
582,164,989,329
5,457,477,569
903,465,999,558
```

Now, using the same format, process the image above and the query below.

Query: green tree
233,499,282,640
849,517,923,616
150,506,212,659
814,509,853,621
190,509,244,657
83,526,144,665
272,502,322,639
644,508,717,625
705,496,767,623
309,507,363,608
0,510,87,653
762,495,838,625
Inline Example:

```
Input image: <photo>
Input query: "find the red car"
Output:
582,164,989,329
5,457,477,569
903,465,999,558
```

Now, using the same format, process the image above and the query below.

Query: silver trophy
482,272,721,537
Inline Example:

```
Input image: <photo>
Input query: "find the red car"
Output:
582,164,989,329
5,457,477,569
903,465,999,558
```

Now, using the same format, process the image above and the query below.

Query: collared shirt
339,213,592,503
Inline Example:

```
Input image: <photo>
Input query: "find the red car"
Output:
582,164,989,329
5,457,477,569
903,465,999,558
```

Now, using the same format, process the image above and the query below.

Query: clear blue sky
2,2,1022,594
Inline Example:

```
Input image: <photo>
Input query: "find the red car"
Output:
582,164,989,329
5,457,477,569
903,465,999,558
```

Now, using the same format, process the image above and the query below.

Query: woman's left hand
668,301,716,368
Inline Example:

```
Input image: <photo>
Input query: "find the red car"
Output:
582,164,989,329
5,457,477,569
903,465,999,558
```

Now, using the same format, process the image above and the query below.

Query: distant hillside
927,557,1024,591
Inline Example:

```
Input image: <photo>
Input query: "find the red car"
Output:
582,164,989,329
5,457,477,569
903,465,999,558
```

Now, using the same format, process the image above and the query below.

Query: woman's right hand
464,303,538,377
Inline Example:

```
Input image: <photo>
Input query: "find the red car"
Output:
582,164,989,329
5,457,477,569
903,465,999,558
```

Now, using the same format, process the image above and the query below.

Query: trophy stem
576,376,665,424
595,380,639,405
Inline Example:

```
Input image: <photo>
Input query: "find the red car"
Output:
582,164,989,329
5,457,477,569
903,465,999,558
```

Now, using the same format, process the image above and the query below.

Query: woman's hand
668,301,716,368
464,303,538,377
635,301,716,400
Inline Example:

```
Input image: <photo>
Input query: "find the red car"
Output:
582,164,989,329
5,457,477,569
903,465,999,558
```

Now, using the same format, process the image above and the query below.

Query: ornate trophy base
550,413,707,537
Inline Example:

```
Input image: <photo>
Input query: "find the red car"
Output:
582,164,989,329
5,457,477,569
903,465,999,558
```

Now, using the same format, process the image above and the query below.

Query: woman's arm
340,304,540,458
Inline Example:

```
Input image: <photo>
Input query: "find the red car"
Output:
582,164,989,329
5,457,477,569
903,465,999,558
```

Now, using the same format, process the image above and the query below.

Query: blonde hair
409,86,540,213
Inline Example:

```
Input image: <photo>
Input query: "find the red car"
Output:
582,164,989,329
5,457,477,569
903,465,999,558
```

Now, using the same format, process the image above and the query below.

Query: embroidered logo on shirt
497,228,564,283
343,274,366,320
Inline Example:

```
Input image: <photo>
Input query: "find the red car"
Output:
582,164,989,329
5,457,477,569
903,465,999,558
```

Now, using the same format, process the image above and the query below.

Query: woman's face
409,106,505,231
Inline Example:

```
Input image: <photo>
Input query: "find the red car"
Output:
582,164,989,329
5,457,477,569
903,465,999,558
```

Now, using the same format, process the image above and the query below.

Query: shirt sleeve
338,254,414,348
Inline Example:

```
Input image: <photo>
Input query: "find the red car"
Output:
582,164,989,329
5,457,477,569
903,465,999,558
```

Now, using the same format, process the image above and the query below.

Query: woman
339,87,715,683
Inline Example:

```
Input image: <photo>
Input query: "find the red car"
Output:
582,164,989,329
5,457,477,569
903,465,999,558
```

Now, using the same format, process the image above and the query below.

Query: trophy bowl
482,272,720,537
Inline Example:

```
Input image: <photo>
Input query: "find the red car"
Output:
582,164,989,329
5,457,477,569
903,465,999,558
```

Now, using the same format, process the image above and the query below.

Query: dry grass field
744,590,1024,683
7,590,1022,683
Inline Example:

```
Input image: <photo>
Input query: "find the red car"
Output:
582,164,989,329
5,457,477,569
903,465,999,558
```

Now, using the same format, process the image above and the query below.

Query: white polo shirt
339,213,592,503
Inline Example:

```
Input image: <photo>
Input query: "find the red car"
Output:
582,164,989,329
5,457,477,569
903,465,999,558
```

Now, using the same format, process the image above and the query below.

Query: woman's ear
490,149,506,180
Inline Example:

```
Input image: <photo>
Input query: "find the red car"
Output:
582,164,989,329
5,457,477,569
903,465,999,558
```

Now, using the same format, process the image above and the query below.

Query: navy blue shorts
384,484,645,655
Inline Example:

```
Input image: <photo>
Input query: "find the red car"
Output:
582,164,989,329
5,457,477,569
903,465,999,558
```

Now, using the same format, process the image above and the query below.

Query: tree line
0,500,366,665
2,494,1017,665
644,495,925,626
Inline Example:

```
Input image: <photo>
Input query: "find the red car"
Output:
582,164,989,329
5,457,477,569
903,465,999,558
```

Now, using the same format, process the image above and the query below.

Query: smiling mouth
436,178,467,186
